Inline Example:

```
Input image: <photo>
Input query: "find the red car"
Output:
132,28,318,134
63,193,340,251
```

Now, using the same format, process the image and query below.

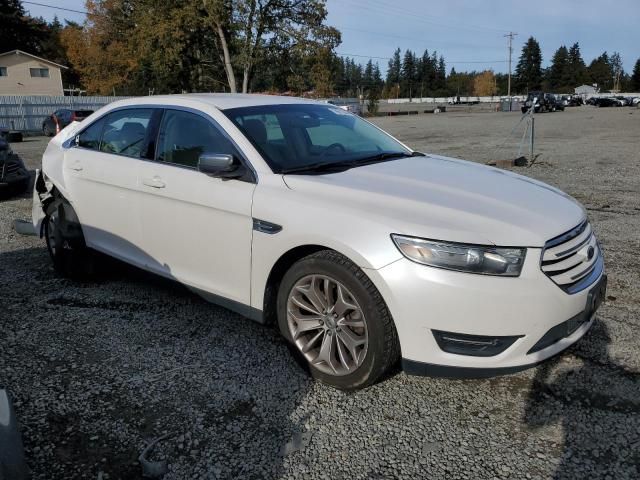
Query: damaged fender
32,169,82,240
31,169,49,237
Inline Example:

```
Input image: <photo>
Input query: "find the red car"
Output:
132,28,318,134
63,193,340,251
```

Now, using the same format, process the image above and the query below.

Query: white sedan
33,94,606,390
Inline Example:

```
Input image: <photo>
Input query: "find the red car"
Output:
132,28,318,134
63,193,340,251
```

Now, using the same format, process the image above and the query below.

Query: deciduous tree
473,70,496,96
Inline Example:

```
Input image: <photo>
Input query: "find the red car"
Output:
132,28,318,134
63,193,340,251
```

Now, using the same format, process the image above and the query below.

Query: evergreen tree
386,48,402,87
0,0,48,52
547,45,570,91
515,36,543,92
437,55,446,92
401,49,417,98
631,58,640,91
567,42,587,87
419,49,435,93
372,62,382,87
363,59,374,88
588,52,614,92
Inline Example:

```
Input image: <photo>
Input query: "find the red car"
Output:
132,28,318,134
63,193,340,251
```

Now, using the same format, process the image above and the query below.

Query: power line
334,24,501,50
22,1,92,16
337,52,508,64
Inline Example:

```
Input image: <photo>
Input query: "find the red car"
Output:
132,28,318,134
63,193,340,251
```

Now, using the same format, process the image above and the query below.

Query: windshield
223,104,411,173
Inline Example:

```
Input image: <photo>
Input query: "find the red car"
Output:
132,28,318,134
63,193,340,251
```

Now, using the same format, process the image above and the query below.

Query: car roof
109,93,322,111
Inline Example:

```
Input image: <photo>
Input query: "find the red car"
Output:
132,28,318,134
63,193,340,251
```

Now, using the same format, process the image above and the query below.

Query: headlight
391,235,526,276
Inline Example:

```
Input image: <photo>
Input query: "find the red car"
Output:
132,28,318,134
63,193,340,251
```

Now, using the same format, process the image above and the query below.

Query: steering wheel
320,142,346,158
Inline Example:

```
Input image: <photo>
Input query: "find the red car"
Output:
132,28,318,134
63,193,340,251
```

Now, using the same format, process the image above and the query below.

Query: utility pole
504,31,518,109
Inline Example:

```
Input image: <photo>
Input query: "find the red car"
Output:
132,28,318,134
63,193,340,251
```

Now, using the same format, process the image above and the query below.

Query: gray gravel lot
1,106,639,479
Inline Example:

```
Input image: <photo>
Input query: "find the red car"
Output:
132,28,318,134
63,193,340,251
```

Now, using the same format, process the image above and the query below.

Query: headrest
243,119,267,144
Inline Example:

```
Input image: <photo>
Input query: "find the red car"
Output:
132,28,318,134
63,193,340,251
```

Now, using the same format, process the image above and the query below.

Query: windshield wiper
281,151,423,175
280,160,359,174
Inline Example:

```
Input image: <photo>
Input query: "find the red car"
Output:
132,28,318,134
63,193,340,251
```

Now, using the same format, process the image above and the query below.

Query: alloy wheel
287,274,368,376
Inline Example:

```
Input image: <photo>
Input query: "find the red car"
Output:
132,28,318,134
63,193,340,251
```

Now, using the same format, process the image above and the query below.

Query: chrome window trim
63,104,258,183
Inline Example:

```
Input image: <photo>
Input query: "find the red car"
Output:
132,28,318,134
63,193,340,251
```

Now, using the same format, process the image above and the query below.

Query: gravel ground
1,106,639,479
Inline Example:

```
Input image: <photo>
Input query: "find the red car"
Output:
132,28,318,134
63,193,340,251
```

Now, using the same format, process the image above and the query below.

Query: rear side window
74,110,93,119
156,110,238,168
100,109,154,158
77,118,105,150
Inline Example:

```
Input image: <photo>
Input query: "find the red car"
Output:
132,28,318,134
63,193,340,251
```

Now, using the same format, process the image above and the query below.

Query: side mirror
198,153,243,178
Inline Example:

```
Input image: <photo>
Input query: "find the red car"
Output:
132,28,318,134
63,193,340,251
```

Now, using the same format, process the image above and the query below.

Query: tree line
515,36,637,93
2,0,639,97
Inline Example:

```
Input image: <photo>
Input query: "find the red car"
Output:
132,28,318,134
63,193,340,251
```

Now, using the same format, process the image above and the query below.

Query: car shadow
0,244,313,479
523,321,640,479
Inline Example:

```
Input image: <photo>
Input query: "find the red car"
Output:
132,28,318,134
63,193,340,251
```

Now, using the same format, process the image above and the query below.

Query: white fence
0,95,128,132
385,96,526,104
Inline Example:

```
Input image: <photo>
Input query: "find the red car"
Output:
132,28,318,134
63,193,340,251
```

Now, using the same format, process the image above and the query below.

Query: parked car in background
565,95,583,106
548,94,565,112
594,97,619,108
325,99,362,116
0,132,29,198
614,96,629,106
521,91,553,113
33,94,606,390
42,109,94,137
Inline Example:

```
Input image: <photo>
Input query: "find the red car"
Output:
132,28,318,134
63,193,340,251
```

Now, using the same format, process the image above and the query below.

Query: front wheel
277,250,400,390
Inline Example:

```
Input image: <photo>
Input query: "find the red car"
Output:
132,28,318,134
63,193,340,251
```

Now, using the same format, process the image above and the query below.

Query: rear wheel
43,123,53,137
277,250,399,390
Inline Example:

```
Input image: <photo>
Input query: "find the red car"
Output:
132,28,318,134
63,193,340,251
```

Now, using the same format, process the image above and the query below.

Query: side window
100,109,154,158
77,118,105,150
157,110,238,168
59,110,70,123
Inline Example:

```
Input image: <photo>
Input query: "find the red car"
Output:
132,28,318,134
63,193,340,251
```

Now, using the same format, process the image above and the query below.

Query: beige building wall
0,52,64,96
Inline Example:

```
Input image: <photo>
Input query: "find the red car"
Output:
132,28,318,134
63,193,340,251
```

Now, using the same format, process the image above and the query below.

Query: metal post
529,116,535,161
504,32,517,111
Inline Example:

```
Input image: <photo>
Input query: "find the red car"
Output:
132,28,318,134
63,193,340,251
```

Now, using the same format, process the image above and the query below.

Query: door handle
68,161,83,171
142,177,166,189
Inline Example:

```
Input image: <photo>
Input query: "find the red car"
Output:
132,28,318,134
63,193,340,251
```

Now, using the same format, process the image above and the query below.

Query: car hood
282,154,585,247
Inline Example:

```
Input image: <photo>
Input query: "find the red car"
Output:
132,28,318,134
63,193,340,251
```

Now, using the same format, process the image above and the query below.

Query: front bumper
366,249,605,377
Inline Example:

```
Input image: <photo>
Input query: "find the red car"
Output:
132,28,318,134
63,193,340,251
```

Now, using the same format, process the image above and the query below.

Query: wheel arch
261,244,341,325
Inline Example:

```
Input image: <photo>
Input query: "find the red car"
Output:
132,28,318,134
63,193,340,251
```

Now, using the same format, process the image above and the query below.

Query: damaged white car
33,94,606,390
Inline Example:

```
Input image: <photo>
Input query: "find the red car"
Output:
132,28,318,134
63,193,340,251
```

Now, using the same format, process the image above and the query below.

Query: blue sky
24,0,639,74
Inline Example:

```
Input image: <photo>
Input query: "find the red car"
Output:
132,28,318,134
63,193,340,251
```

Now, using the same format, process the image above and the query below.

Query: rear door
64,107,158,265
137,108,256,305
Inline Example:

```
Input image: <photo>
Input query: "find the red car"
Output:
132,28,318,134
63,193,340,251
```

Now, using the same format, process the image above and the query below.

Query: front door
137,108,256,305
63,108,155,265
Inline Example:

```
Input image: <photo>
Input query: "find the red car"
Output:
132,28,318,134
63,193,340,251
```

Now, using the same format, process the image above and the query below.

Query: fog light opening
432,330,522,357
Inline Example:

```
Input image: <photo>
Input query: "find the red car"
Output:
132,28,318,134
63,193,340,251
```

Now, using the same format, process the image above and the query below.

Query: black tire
277,250,400,390
43,123,53,137
44,204,94,278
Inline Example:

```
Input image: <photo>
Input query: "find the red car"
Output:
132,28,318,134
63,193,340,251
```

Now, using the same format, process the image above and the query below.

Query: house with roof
0,50,67,95
574,84,598,96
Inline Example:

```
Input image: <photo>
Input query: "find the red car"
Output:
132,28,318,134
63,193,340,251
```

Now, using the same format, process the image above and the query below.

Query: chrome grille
541,220,603,294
